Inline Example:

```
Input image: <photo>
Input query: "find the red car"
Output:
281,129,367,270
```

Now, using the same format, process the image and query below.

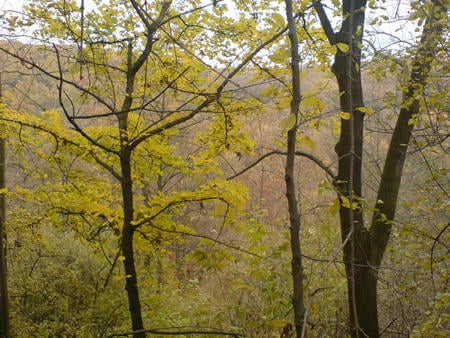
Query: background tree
0,76,11,338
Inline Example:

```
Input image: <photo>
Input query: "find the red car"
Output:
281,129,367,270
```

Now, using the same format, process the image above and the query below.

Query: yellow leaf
271,13,285,28
311,303,319,314
340,196,358,209
328,198,340,215
330,44,337,54
297,135,315,149
336,42,349,53
266,319,289,329
338,112,351,120
280,114,297,131
333,120,341,135
357,106,374,114
340,196,351,208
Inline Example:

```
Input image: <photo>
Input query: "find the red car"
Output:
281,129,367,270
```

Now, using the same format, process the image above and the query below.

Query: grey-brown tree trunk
120,148,145,338
119,38,145,334
0,74,10,338
330,1,377,336
285,0,306,336
314,0,447,336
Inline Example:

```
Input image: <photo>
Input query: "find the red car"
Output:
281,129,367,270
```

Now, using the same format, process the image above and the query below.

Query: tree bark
118,38,145,338
330,1,377,336
284,0,306,336
0,74,10,338
120,148,145,338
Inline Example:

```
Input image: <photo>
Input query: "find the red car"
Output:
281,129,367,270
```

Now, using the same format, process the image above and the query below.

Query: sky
0,0,20,11
0,0,417,52
0,0,96,12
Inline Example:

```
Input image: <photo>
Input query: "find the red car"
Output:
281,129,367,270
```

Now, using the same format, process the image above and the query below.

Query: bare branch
227,150,337,181
0,44,115,112
54,45,121,156
139,220,266,260
312,0,338,45
430,222,449,296
162,1,219,25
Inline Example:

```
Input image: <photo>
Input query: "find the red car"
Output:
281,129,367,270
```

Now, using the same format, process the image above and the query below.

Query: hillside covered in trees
0,1,448,337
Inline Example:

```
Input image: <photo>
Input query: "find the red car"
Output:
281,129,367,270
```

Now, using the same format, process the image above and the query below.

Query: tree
0,75,10,338
312,0,448,336
284,0,306,335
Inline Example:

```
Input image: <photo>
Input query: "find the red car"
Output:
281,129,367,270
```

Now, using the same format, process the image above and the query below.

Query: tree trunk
285,0,306,336
118,38,146,337
0,74,10,338
369,0,447,268
120,148,145,338
314,0,446,336
331,1,379,336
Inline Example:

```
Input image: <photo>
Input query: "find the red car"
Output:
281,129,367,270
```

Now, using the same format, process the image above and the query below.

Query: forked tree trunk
331,1,378,336
313,0,447,336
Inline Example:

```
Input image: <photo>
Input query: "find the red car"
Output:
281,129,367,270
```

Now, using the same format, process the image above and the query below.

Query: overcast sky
1,0,20,11
0,0,96,12
0,0,417,51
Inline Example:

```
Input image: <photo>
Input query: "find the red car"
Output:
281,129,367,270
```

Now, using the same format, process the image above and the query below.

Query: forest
0,0,448,337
